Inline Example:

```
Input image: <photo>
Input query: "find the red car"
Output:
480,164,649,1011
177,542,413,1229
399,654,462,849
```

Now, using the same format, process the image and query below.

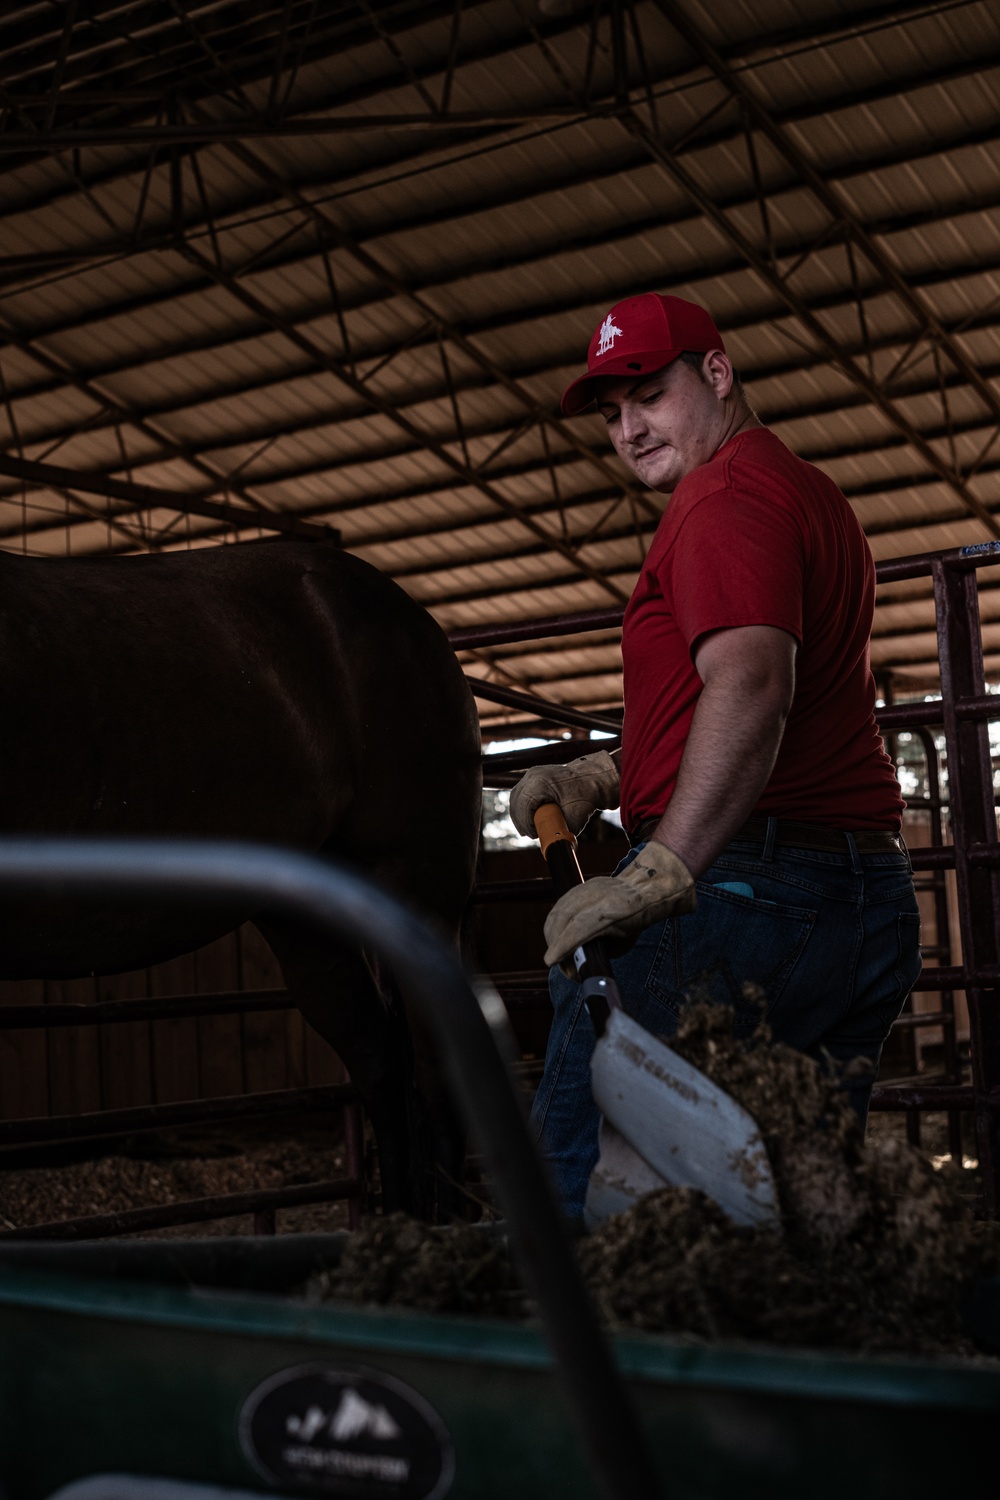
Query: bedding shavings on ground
313,999,999,1355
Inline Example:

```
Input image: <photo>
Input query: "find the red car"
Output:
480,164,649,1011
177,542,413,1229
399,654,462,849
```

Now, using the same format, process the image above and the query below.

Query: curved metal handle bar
0,837,659,1500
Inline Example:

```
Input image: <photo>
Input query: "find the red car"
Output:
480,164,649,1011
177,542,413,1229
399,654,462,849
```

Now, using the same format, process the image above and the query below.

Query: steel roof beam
356,466,1000,579
323,467,1000,583
872,614,1000,646
7,190,1000,537
628,0,1000,538
872,645,1000,671
0,472,642,549
3,0,981,211
0,0,498,114
7,135,1000,436
653,0,1000,422
3,489,995,636
337,409,1000,532
467,638,960,699
418,562,640,610
473,618,1000,687
6,237,1000,485
421,531,995,609
206,119,667,516
5,401,1000,555
3,19,994,288
5,29,997,303
0,452,338,542
5,332,994,526
12,8,995,155
0,308,326,549
174,237,633,603
0,107,604,152
460,636,625,666
472,667,625,689
874,589,1000,621
3,4,995,564
35,507,963,609
385,518,654,584
461,594,1000,667
25,304,998,492
7,103,681,575
0,393,988,558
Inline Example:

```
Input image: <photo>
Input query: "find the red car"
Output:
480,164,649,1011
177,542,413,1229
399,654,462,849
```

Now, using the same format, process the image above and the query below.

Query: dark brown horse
0,538,482,1216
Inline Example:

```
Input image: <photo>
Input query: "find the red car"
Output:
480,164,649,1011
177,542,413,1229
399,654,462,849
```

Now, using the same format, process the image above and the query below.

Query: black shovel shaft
544,838,615,974
543,829,586,897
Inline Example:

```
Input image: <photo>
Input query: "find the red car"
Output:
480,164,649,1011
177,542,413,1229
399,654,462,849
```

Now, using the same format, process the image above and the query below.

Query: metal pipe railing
0,1175,362,1242
902,725,962,1154
0,999,367,1228
0,837,658,1500
448,606,624,652
0,987,293,1029
0,1082,354,1149
466,676,621,734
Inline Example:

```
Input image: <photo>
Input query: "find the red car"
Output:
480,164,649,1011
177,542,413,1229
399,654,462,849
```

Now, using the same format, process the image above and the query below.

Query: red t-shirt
619,427,903,833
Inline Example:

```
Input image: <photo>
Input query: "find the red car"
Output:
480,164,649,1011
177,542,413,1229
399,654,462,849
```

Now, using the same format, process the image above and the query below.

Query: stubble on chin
635,452,680,493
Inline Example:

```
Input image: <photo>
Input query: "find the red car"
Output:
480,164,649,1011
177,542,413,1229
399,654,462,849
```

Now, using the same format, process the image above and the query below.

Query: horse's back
0,541,481,974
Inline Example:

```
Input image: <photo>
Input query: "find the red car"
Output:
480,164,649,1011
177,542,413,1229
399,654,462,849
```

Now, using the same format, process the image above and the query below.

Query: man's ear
704,349,734,400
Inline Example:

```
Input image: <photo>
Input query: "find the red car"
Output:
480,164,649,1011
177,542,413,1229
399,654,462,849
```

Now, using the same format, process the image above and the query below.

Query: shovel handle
535,802,622,1034
534,803,583,889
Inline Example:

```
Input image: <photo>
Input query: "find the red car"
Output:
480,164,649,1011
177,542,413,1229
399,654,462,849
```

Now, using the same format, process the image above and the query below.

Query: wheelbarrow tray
0,1234,996,1500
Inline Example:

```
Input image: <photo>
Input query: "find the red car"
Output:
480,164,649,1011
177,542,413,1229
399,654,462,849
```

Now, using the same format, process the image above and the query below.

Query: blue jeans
530,829,922,1218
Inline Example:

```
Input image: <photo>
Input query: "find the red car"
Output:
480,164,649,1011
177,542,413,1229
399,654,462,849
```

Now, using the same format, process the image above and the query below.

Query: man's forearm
650,674,788,878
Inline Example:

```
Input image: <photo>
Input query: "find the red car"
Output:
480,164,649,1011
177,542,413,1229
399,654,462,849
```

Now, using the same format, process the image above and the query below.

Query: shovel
533,803,780,1231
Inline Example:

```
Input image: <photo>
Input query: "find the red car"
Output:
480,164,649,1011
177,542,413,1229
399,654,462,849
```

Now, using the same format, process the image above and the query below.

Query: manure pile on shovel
579,1001,995,1354
311,1002,998,1356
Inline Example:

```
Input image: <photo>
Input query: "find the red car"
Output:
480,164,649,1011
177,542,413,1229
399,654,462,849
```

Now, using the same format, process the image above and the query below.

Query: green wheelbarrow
0,1229,999,1500
0,839,997,1500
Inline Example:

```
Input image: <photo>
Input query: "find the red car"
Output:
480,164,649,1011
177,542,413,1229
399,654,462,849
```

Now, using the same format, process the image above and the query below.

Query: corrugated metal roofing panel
2,0,1000,708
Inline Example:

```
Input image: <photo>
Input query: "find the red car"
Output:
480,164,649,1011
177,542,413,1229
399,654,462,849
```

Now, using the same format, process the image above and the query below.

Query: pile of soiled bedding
310,1001,998,1355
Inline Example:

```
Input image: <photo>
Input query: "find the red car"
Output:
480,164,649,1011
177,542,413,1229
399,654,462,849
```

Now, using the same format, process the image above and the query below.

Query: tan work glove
508,750,620,838
543,840,697,975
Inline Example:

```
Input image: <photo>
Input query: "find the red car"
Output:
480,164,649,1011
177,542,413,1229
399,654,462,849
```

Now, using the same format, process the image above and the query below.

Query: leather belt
628,812,902,854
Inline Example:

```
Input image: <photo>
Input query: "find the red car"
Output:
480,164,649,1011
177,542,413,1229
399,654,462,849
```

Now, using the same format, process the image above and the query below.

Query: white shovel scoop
534,804,780,1233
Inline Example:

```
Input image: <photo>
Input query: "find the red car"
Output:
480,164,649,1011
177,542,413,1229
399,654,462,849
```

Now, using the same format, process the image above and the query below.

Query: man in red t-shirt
511,292,920,1217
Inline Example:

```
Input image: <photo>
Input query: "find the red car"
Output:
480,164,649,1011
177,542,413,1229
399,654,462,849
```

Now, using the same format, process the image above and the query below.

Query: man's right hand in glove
508,749,620,838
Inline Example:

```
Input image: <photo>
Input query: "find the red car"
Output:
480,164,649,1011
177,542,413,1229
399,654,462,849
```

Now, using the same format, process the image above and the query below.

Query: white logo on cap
596,315,624,357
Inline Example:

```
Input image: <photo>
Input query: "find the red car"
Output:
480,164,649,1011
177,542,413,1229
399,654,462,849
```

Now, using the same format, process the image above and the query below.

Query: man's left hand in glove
543,839,697,976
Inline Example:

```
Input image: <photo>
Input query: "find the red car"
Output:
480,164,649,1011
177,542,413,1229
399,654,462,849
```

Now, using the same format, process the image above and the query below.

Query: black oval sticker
239,1363,455,1500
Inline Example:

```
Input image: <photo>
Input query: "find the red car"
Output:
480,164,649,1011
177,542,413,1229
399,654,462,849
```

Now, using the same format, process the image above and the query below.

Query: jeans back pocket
874,909,922,1034
645,883,817,1037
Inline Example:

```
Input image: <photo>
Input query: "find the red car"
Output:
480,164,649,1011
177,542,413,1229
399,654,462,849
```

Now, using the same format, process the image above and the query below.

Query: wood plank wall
0,925,345,1123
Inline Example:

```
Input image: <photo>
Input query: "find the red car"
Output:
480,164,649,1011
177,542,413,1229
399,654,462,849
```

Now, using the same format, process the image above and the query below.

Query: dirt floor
0,1116,355,1239
0,1079,968,1247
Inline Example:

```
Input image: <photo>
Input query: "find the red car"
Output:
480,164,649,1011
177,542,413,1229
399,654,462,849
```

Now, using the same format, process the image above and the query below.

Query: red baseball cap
560,293,726,416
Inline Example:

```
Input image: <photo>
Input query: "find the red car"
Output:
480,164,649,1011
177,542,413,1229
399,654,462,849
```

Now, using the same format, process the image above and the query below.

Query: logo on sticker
239,1364,455,1498
960,541,1000,558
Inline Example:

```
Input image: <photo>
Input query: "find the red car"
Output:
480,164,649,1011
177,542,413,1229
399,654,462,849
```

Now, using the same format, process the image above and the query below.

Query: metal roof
2,0,1000,737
